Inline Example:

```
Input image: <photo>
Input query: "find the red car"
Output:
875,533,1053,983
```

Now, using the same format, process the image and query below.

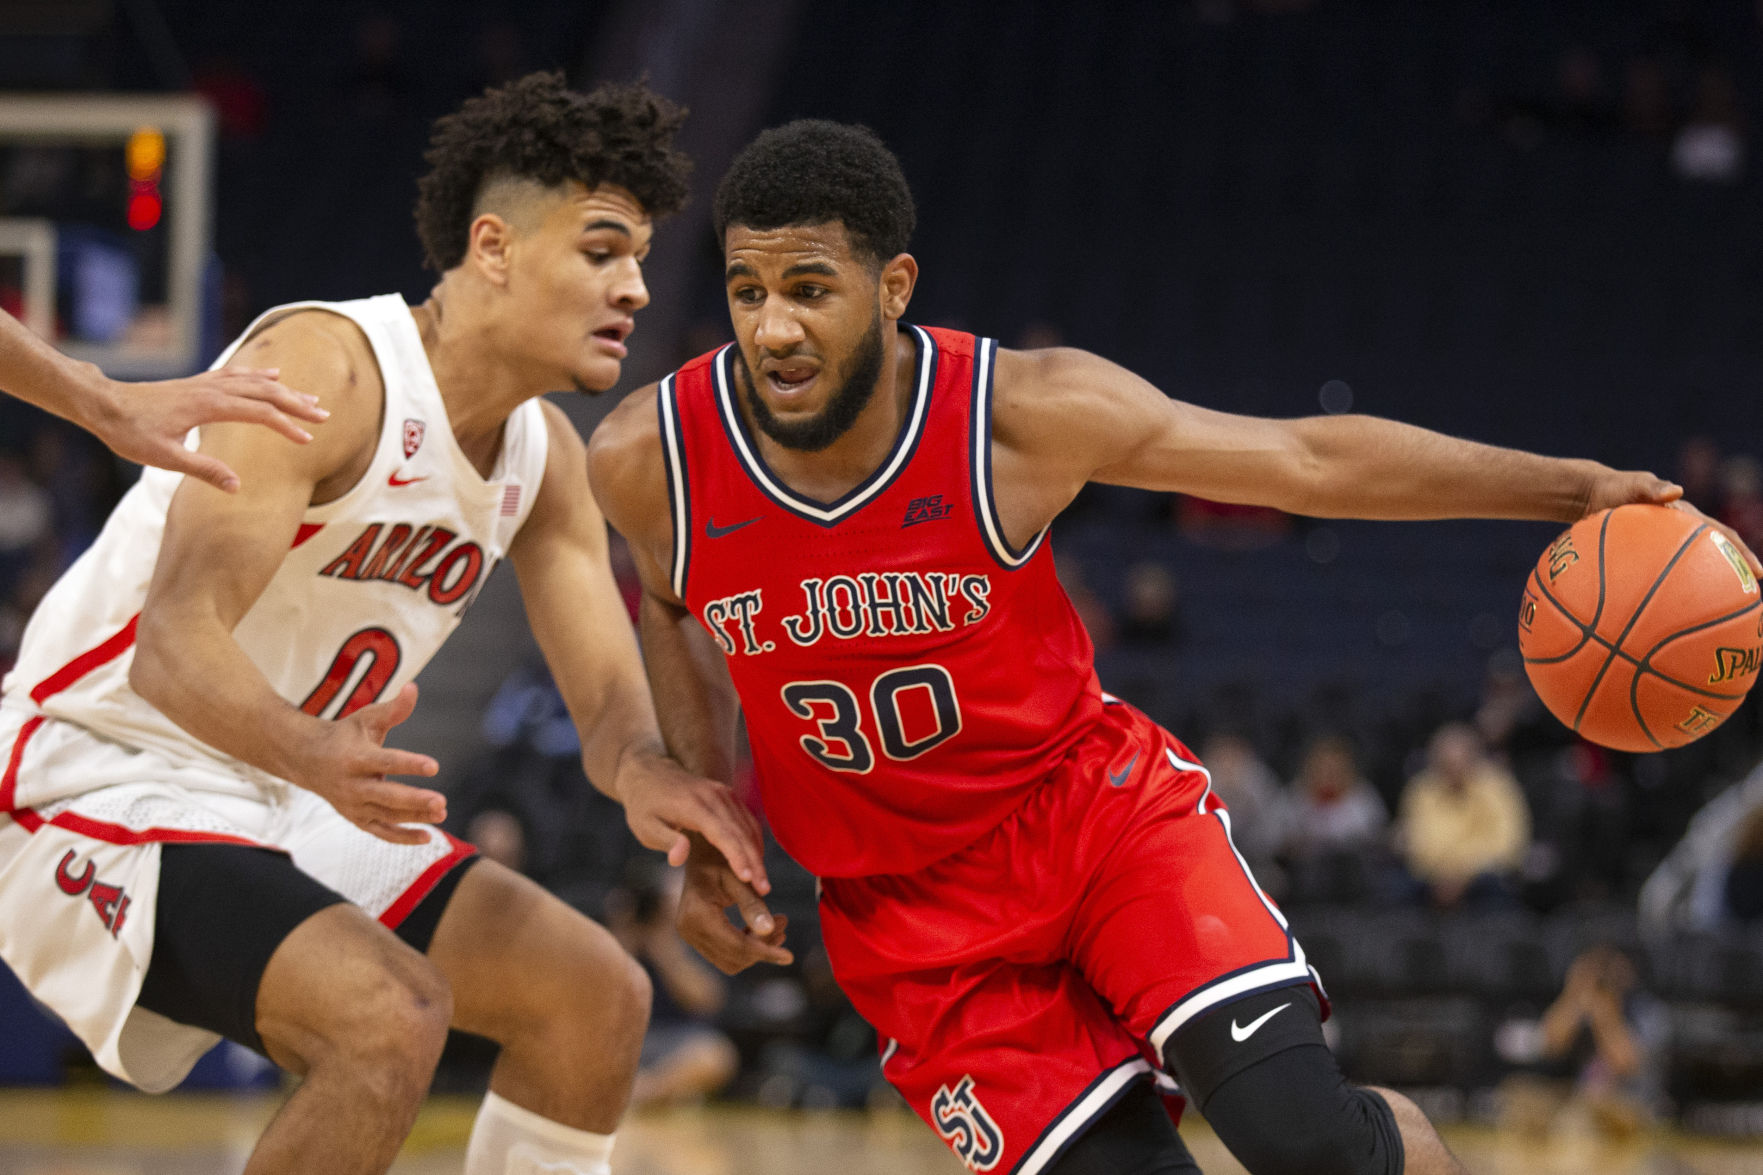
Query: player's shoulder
227,307,377,391
589,381,662,462
990,344,1106,413
585,383,668,519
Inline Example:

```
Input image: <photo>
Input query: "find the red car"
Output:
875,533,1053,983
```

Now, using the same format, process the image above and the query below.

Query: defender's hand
92,367,329,492
617,747,770,895
678,839,792,974
294,682,444,845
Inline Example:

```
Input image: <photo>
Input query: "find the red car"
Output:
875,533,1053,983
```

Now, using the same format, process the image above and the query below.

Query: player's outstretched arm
530,399,768,894
128,312,445,843
0,305,327,491
588,386,789,972
994,344,1691,531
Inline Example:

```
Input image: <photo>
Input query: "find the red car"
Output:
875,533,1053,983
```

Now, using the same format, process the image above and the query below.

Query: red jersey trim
4,613,274,847
707,326,938,528
1,715,44,817
378,829,476,929
28,613,140,706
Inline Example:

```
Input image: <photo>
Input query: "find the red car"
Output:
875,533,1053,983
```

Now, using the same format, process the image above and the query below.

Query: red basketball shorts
817,699,1324,1175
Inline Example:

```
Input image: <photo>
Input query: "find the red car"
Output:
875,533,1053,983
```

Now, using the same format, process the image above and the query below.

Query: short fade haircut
415,72,691,272
713,120,916,265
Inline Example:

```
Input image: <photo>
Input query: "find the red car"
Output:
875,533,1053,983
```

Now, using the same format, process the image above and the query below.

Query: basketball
1518,504,1763,752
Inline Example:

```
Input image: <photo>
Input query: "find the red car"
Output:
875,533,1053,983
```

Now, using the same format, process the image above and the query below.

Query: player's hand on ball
1578,470,1762,572
297,681,445,845
616,747,770,895
1667,498,1763,576
92,367,329,492
678,837,792,974
1579,468,1682,517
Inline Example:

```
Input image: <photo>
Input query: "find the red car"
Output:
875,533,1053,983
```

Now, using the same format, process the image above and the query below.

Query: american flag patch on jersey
500,485,522,516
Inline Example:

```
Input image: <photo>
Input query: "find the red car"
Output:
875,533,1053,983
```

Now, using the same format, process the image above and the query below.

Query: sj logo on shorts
55,850,131,938
932,1075,1004,1171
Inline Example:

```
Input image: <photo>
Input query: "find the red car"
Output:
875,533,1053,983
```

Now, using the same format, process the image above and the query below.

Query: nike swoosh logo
705,516,759,538
1231,1003,1291,1042
1108,751,1140,788
387,472,428,487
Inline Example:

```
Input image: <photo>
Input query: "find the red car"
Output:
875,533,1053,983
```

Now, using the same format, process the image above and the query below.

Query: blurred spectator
1641,759,1763,936
344,11,411,119
1283,735,1387,858
1676,435,1723,513
1672,66,1746,183
606,862,739,1107
749,942,891,1111
1116,561,1184,648
1054,554,1115,652
1621,56,1675,140
1719,803,1763,921
1717,455,1763,553
192,56,269,141
446,662,636,914
0,453,50,594
1551,47,1618,134
1201,731,1287,893
1279,735,1388,904
1174,495,1290,550
1496,945,1667,1139
1396,723,1531,909
465,808,526,874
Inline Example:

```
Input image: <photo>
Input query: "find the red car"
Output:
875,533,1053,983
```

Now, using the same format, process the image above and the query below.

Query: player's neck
409,293,530,477
746,327,919,501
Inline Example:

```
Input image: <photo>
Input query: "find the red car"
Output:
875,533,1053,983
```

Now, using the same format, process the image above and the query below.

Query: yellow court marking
1,1091,1761,1174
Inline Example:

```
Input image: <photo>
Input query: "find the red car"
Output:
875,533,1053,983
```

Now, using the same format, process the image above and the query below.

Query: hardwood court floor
0,1089,1760,1174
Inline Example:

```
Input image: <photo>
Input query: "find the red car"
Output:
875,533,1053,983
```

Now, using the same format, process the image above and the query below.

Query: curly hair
713,120,915,265
415,72,691,272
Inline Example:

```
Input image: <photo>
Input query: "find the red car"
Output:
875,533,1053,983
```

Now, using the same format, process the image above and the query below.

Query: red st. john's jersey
660,326,1104,877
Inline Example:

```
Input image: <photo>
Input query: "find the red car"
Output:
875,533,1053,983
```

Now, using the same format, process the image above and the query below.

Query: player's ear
467,213,515,288
879,253,917,320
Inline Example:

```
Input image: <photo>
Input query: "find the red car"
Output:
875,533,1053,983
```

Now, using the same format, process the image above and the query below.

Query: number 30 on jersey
781,663,961,773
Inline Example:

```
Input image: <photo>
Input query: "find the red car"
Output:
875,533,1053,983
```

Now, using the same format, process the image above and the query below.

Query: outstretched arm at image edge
0,305,327,491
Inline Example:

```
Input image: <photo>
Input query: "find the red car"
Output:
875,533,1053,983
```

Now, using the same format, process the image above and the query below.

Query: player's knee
334,954,453,1083
536,930,651,1052
1162,987,1401,1175
1203,1066,1400,1175
1045,1083,1201,1175
601,947,652,1049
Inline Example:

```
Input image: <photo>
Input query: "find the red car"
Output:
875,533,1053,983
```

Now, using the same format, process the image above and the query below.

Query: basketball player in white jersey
0,74,768,1175
0,304,328,492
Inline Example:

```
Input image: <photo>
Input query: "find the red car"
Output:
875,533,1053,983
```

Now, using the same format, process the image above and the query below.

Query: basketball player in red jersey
0,303,328,491
0,77,766,1175
589,122,1758,1175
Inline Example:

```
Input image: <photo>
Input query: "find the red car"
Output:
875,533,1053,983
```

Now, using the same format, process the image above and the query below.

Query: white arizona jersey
0,295,546,807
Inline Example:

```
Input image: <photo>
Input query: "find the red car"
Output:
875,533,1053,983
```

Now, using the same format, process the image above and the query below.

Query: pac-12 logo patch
932,1075,1004,1171
402,418,426,459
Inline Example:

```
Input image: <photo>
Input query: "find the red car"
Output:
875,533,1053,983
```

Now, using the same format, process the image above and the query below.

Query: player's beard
738,313,885,453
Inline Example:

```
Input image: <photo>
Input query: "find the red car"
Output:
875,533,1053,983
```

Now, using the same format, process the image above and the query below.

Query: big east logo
318,522,487,607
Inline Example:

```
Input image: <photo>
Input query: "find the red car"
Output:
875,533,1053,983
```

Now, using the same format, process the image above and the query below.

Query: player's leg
424,857,650,1175
1067,709,1463,1175
1161,984,1464,1175
1043,1081,1203,1175
139,844,454,1175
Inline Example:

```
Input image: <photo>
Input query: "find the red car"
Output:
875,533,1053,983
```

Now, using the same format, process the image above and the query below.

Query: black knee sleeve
1163,985,1403,1175
1044,1081,1202,1175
